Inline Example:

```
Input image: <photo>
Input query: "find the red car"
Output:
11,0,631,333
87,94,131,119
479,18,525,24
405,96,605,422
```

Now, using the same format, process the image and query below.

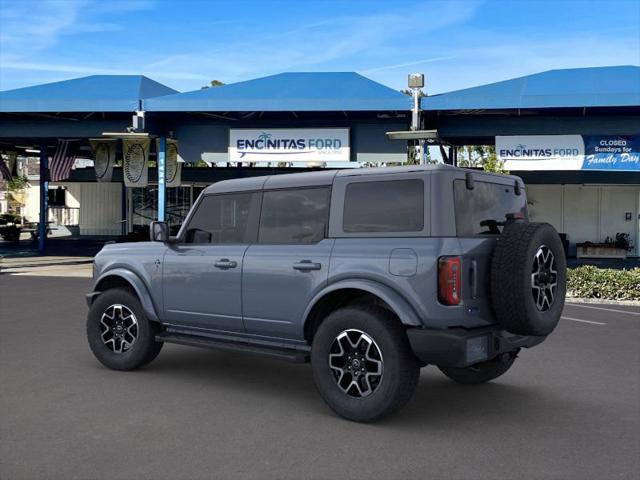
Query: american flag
50,140,78,182
0,156,12,181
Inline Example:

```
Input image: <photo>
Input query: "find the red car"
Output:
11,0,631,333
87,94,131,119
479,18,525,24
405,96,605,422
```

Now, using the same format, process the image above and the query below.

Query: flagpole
38,144,48,254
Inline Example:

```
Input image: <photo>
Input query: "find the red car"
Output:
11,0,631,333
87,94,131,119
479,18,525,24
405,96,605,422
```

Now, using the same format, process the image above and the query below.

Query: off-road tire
491,222,566,336
438,352,517,385
311,306,420,422
87,288,163,370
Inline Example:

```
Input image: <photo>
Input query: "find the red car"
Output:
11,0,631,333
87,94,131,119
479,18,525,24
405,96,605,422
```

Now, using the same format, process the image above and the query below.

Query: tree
4,175,30,214
481,146,509,175
201,79,225,89
457,145,509,174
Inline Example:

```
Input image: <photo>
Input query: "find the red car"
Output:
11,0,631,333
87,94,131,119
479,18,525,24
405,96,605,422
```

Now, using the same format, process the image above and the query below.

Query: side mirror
150,221,169,243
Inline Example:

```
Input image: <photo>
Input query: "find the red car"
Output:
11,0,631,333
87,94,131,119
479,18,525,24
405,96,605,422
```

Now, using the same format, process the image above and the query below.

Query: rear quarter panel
328,237,497,329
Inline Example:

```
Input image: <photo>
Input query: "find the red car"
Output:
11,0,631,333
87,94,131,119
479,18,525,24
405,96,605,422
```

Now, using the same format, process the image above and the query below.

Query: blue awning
0,75,178,113
422,66,640,111
145,72,411,112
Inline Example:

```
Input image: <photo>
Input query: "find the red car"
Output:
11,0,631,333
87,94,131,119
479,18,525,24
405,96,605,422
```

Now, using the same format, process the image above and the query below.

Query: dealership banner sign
90,139,116,182
497,135,640,171
496,135,585,170
229,128,350,162
582,136,640,170
123,138,149,187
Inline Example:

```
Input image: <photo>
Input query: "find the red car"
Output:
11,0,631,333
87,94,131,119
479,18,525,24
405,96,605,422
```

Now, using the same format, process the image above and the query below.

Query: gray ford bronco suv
87,165,566,422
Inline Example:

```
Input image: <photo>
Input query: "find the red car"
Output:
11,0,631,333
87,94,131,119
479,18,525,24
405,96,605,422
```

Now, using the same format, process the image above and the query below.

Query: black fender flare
90,268,160,322
302,278,423,332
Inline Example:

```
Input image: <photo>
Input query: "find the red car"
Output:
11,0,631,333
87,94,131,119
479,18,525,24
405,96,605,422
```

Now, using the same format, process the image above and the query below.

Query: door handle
293,260,321,271
214,259,237,269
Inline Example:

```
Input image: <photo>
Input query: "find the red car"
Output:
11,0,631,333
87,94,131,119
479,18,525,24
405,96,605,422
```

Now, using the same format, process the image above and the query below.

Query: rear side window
259,188,330,244
184,193,257,244
454,180,528,236
343,179,424,233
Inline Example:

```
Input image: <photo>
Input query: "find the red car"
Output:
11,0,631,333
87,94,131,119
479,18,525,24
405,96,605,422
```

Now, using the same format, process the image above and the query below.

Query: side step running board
156,332,310,363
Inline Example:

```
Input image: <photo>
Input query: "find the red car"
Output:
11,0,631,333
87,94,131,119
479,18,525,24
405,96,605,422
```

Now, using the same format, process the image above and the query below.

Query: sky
0,0,639,94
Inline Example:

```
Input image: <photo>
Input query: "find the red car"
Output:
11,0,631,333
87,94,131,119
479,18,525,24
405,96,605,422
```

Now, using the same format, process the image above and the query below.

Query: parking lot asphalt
1,275,638,480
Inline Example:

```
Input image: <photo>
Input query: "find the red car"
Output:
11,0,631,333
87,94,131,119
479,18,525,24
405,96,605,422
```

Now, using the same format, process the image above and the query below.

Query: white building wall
78,182,122,235
64,184,81,208
562,185,599,245
527,184,640,257
16,181,121,235
23,182,40,222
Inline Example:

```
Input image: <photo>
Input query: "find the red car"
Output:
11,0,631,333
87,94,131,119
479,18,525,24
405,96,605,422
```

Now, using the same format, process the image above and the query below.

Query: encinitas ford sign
497,135,640,171
229,128,350,162
497,135,585,170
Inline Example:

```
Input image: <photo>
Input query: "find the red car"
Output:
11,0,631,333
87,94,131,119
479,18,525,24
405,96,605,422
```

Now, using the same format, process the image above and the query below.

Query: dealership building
0,66,638,257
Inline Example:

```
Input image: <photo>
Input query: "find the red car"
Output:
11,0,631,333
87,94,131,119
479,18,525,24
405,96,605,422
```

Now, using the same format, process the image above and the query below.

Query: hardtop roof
201,164,500,194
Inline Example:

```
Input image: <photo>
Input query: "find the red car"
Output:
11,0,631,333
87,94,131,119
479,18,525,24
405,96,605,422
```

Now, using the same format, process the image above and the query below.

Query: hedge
567,266,640,301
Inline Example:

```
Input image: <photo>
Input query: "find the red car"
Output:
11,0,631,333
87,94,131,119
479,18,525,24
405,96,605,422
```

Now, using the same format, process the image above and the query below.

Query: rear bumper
406,326,546,368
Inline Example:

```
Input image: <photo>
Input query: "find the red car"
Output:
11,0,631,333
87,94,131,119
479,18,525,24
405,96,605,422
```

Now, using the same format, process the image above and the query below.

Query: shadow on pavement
140,345,560,426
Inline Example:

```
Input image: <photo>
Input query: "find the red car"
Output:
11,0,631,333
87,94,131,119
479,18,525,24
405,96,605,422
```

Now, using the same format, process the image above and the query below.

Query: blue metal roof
145,72,411,112
0,75,178,113
422,66,640,111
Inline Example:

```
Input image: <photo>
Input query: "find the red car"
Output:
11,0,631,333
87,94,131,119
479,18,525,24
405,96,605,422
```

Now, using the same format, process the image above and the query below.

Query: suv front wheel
87,288,163,371
311,306,420,422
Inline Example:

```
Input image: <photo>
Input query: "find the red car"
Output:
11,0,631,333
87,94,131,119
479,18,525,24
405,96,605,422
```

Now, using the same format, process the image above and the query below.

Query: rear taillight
438,256,461,305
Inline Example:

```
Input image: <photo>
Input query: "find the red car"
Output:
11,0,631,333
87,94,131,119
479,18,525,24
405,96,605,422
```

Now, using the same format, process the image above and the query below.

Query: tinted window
259,188,330,244
184,193,257,244
343,179,424,233
454,180,528,236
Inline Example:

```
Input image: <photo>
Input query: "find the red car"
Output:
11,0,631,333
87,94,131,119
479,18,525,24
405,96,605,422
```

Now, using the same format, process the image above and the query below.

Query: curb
0,259,93,270
566,297,640,307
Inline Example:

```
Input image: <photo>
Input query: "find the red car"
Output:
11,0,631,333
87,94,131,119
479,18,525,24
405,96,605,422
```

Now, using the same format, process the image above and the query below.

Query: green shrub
567,266,640,301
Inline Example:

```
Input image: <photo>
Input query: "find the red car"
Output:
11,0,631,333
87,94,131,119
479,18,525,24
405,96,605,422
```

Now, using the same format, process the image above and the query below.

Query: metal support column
121,182,127,235
38,144,48,254
157,137,166,222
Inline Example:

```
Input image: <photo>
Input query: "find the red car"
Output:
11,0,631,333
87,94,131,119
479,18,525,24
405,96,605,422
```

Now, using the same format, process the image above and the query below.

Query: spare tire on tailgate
490,221,566,336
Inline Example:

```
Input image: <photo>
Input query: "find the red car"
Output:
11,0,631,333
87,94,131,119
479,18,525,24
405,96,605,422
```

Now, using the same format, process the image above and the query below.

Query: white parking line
561,316,606,326
566,303,640,316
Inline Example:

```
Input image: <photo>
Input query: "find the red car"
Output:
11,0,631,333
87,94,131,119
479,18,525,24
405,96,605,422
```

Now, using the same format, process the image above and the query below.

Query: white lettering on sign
496,135,585,170
229,128,350,162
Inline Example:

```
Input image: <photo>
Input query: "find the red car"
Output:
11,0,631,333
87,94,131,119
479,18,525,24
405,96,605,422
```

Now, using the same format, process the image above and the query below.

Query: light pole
408,73,425,164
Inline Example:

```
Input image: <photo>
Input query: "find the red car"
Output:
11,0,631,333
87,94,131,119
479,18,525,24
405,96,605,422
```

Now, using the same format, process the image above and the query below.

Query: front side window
259,188,330,244
454,180,528,236
184,192,256,244
343,179,424,233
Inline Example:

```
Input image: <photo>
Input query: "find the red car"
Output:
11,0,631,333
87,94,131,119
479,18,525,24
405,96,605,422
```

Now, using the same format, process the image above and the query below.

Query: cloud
361,56,459,74
2,0,636,95
138,1,484,89
1,0,483,90
0,0,153,55
0,60,208,82
408,30,640,94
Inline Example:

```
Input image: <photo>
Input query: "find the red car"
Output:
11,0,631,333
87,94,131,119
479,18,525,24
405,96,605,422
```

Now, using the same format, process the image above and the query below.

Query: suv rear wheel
311,306,420,422
87,288,163,370
438,352,517,385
